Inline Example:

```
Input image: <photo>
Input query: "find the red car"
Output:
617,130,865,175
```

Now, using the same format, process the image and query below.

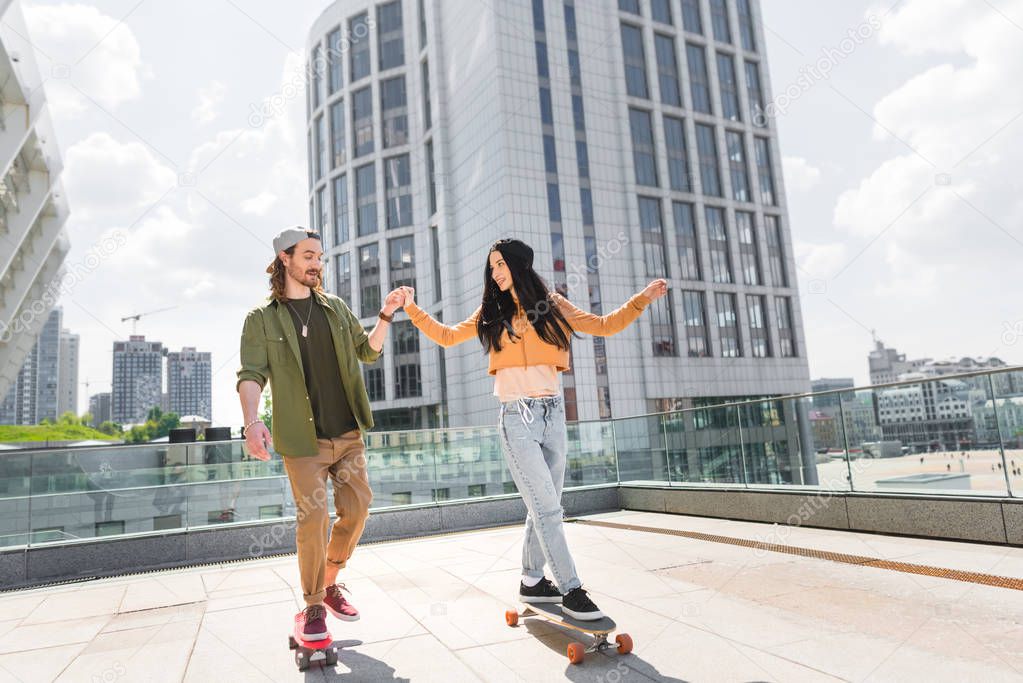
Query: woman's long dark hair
476,242,578,353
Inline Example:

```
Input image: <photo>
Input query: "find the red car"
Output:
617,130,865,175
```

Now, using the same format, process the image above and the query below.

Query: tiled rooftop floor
1,510,1021,682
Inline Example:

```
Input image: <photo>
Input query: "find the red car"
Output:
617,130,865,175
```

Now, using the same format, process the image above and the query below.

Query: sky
13,0,1023,429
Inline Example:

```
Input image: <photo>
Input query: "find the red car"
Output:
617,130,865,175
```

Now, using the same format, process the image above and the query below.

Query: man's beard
289,266,320,287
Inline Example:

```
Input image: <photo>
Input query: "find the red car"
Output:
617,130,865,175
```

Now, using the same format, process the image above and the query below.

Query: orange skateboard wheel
615,633,633,654
505,609,519,626
567,642,585,664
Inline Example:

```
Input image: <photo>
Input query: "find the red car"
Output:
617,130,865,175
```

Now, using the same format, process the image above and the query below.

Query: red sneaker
324,583,360,621
299,604,328,641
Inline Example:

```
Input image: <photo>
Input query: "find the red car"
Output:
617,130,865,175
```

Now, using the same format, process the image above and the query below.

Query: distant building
810,378,854,411
89,392,112,427
57,328,80,416
112,336,165,424
0,308,62,424
808,410,839,451
875,376,974,451
166,347,212,419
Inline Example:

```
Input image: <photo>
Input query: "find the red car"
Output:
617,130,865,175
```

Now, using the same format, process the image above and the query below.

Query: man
236,227,403,641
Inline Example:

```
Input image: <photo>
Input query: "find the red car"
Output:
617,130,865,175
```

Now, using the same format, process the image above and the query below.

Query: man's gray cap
272,226,319,256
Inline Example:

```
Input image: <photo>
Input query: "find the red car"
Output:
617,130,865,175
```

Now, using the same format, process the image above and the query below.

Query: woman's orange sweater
403,292,652,375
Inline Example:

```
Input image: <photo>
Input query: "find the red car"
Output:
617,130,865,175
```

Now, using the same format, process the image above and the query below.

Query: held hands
245,421,273,461
397,286,416,308
641,279,669,302
382,288,405,316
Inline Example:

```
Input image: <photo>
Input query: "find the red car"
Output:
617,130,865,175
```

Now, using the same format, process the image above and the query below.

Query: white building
306,0,809,437
57,327,79,416
166,347,212,420
0,306,62,424
111,336,165,424
0,0,71,402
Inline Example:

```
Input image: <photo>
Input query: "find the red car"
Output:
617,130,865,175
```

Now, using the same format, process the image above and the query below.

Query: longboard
505,602,633,665
288,612,339,672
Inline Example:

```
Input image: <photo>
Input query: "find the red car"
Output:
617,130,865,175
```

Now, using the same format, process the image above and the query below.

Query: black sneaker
561,587,604,621
519,577,561,604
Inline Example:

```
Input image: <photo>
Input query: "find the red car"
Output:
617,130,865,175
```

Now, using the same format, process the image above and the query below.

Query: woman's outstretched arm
399,286,481,348
552,279,668,337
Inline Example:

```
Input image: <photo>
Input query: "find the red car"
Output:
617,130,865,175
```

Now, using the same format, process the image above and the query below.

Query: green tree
98,421,121,436
260,388,272,429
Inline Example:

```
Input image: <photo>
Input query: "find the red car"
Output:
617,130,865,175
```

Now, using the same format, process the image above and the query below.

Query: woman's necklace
286,296,314,338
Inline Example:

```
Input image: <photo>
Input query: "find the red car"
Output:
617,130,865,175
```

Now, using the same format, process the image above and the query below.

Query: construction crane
121,305,178,334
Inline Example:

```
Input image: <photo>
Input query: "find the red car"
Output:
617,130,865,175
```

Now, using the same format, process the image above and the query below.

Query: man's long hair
267,233,324,302
477,241,576,353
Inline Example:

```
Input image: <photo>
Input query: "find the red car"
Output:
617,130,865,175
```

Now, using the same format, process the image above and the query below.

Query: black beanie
493,239,534,269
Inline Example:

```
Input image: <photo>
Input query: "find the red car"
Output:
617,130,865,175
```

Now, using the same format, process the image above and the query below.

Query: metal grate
571,519,1023,591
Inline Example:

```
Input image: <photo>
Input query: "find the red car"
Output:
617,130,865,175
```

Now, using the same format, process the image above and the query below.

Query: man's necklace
286,296,314,338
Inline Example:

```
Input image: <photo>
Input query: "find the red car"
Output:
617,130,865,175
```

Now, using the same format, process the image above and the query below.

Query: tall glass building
306,0,809,432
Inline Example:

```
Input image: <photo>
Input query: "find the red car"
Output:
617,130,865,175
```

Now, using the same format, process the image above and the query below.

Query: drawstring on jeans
515,397,536,425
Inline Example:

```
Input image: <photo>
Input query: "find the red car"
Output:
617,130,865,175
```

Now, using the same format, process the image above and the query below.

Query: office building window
715,292,741,357
395,364,422,398
310,43,323,111
335,252,351,303
663,115,691,192
738,0,757,52
314,115,326,181
717,53,741,122
619,0,640,14
755,137,777,205
686,43,713,114
359,243,380,318
682,290,710,357
621,24,649,99
726,130,751,202
649,292,677,356
710,0,731,43
352,86,373,157
695,123,722,197
329,100,345,168
384,154,412,229
681,0,703,33
327,29,343,93
378,1,405,70
629,109,658,187
365,367,385,401
706,206,732,283
765,214,788,286
672,201,701,280
652,0,672,24
421,60,432,131
431,225,442,300
381,76,408,148
418,0,427,48
747,294,770,357
356,163,377,236
654,34,681,107
638,196,668,277
745,61,767,127
425,139,437,215
333,174,349,244
350,12,371,81
736,211,761,285
776,296,796,357
389,235,415,289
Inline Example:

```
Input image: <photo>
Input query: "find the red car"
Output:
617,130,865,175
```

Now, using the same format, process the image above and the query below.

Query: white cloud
240,192,278,216
63,132,177,220
783,157,822,192
794,240,847,280
832,0,1023,297
24,4,149,116
192,81,226,125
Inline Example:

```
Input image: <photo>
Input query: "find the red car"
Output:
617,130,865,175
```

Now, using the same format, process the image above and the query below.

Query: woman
399,238,667,620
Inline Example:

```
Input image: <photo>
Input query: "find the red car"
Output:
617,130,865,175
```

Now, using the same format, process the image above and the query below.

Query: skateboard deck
288,612,339,671
505,602,633,664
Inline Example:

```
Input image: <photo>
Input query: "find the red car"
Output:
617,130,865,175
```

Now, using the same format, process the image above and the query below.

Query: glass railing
1,367,1019,549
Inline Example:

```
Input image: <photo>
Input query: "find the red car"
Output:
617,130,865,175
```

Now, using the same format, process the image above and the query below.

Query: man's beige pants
282,429,372,605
